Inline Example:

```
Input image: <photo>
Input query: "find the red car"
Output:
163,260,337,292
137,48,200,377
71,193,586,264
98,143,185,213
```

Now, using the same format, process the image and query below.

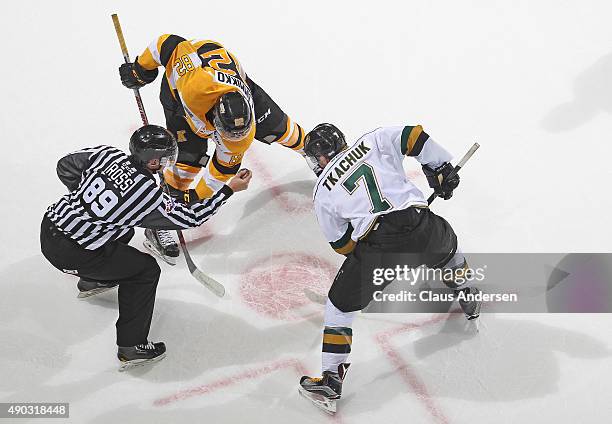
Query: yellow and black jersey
137,34,307,199
137,35,256,197
138,35,252,139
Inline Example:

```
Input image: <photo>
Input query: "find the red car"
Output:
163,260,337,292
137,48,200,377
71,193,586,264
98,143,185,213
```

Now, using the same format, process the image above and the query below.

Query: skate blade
77,286,117,299
143,241,177,266
118,352,166,372
464,315,480,333
298,386,337,414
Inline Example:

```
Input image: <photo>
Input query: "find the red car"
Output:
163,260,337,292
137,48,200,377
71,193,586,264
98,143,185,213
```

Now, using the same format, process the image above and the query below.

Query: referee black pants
40,216,161,347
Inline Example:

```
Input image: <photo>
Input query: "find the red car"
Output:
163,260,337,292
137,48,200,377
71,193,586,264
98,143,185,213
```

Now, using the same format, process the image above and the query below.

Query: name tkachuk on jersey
313,125,453,255
322,141,371,191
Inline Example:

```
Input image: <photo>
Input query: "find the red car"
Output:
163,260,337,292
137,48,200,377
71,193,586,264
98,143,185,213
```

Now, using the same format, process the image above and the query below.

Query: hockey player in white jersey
298,123,481,413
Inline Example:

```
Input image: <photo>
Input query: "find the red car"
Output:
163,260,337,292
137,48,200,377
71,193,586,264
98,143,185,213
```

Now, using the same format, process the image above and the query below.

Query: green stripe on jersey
400,126,415,155
324,327,353,336
330,223,354,249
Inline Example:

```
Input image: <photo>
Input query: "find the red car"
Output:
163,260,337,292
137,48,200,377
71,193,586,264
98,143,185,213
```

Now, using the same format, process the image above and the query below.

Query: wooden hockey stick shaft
110,13,225,297
427,142,480,205
111,14,149,126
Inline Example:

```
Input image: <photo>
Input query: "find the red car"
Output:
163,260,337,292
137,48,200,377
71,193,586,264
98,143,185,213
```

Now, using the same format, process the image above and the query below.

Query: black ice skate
117,341,166,372
143,229,179,265
298,363,350,414
76,278,118,299
458,286,482,321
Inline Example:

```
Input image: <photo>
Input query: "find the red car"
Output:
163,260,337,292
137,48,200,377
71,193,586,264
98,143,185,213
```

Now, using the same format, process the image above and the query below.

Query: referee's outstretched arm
139,169,252,230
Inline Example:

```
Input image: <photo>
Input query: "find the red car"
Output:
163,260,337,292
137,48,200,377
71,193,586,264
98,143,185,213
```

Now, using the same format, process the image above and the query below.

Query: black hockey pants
328,207,458,313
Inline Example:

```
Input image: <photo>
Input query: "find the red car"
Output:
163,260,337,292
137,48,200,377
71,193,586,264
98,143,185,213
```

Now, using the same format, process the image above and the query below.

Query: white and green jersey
313,125,453,255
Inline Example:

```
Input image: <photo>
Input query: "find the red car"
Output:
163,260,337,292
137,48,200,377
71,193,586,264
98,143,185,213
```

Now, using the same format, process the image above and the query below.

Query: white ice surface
1,1,611,423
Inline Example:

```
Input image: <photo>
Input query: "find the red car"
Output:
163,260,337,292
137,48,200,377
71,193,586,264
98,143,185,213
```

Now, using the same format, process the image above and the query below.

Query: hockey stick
111,14,149,126
111,13,226,297
427,142,480,205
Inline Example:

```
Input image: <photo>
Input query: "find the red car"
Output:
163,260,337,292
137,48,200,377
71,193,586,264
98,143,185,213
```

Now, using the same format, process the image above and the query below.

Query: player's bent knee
440,258,470,290
143,255,162,280
328,290,365,313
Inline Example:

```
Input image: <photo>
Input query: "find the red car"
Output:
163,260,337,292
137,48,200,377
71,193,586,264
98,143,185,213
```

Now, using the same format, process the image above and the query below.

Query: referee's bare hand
227,169,252,192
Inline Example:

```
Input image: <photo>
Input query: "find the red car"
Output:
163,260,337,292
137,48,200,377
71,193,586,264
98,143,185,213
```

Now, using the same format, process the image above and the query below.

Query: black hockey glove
161,180,201,206
422,162,460,200
119,58,158,89
179,189,201,206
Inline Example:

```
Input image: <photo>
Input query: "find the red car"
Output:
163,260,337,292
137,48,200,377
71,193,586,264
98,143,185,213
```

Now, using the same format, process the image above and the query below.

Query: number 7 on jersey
342,163,392,213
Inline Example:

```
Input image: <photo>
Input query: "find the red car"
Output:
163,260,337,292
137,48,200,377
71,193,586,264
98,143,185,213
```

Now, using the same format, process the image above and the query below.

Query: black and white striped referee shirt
46,145,233,250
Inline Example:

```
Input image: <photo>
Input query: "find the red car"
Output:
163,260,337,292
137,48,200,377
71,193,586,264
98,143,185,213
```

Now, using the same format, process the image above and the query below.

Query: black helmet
304,123,347,162
129,125,178,167
212,91,252,141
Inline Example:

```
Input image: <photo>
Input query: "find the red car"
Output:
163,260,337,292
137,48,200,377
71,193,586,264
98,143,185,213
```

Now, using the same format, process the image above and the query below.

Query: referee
40,125,251,369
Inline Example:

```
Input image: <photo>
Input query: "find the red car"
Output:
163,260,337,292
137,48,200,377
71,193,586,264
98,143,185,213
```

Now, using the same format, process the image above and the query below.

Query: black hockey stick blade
176,230,226,297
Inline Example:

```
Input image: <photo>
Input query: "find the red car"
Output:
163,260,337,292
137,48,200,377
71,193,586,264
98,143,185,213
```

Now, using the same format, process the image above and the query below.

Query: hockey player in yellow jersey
119,34,311,261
